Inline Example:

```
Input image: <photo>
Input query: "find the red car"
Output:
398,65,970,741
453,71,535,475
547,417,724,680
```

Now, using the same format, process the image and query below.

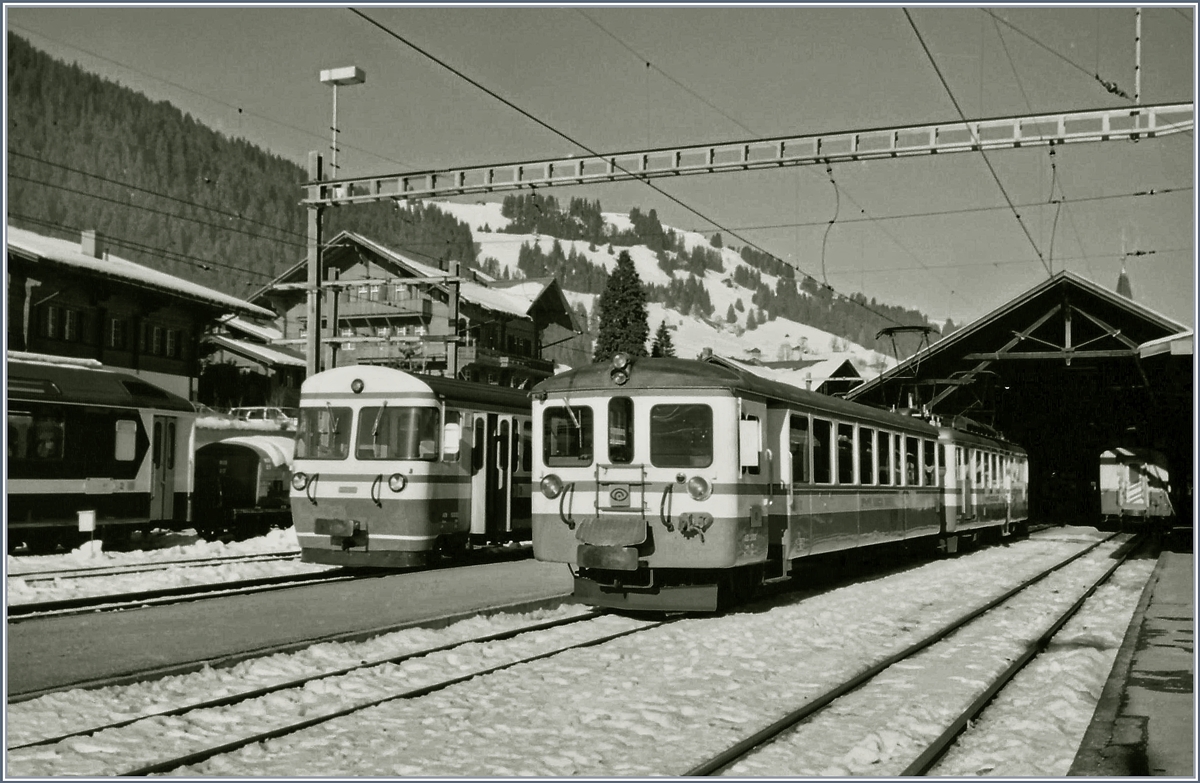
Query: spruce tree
650,320,676,358
593,250,649,362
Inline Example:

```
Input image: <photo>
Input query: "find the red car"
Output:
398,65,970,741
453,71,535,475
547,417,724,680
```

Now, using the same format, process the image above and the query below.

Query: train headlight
610,352,632,385
387,473,407,492
291,472,310,491
351,378,365,394
686,476,712,501
540,474,564,499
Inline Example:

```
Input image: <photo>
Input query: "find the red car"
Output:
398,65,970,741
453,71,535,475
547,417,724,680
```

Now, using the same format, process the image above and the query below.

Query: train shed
848,271,1193,527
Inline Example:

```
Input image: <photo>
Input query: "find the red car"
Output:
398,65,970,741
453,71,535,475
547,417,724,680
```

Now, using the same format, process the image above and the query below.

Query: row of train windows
8,411,138,462
542,400,1025,489
293,406,533,471
789,416,938,487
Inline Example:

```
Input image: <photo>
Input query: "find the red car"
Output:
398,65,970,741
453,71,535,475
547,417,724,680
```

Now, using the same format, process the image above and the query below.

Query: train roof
300,364,531,411
535,357,942,436
7,357,195,412
198,435,294,469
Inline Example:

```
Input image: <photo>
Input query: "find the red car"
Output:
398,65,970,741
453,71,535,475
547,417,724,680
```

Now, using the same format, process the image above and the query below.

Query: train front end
291,366,463,567
531,355,760,612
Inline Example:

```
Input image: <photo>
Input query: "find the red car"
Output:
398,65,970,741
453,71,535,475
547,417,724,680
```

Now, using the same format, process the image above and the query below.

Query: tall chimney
81,230,104,259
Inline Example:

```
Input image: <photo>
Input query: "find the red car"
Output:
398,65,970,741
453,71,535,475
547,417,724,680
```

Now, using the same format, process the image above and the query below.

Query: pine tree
726,303,737,323
593,250,649,362
650,320,676,357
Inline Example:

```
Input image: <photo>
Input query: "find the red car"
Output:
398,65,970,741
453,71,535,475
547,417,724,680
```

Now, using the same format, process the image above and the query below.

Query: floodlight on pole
319,66,365,175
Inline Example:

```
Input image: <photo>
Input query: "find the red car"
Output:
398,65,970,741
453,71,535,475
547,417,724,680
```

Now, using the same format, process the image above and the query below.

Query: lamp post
319,66,366,175
307,67,364,377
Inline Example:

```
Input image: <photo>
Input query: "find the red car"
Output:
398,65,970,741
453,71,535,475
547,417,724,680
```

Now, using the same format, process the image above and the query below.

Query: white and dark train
289,365,533,567
530,354,1029,611
1098,447,1173,525
7,352,196,553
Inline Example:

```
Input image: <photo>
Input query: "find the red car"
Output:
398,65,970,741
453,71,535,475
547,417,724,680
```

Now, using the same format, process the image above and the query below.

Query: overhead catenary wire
905,9,1054,279
347,7,911,328
572,7,964,309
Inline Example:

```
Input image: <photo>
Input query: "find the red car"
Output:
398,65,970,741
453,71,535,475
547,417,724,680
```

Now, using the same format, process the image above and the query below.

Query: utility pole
1134,8,1142,103
305,151,324,378
448,260,459,379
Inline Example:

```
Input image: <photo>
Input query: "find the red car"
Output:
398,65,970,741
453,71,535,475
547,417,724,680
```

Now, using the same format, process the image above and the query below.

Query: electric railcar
290,365,533,567
7,352,196,553
1098,447,1173,524
193,435,294,541
531,354,1028,611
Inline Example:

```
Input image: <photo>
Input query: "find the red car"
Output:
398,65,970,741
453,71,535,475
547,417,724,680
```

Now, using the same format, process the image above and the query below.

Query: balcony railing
337,298,433,320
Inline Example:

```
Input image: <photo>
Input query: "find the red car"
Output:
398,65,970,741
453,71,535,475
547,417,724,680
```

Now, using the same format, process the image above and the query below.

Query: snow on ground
7,528,301,577
5,526,1151,777
6,529,315,604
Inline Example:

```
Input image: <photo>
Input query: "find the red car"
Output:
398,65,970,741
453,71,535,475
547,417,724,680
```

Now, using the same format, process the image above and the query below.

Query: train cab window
893,436,903,486
295,406,351,461
356,406,440,461
859,427,875,486
28,413,65,461
877,431,892,485
544,406,594,467
789,415,810,484
443,411,462,463
923,440,936,486
521,421,533,472
114,420,137,461
836,423,855,484
904,436,919,486
742,415,761,475
8,412,32,460
811,418,832,484
607,397,634,464
650,404,712,468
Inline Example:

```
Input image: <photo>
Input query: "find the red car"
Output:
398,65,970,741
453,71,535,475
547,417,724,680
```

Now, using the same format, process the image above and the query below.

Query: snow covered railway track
9,551,302,582
6,610,672,777
6,567,359,621
686,532,1143,776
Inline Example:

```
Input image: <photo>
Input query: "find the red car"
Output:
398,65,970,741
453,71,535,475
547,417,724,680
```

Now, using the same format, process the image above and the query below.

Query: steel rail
8,610,604,751
117,617,681,776
901,535,1146,775
6,568,358,620
683,532,1129,775
10,551,302,582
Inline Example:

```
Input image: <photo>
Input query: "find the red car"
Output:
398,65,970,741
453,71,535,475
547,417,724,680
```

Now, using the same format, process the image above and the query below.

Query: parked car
228,406,298,428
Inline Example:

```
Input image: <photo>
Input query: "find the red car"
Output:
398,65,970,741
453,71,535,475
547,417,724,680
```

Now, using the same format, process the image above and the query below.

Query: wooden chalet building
6,226,274,400
253,231,578,388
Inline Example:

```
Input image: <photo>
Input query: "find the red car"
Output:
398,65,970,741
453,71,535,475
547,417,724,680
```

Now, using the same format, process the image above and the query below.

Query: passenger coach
290,365,533,567
7,352,196,552
531,354,1027,611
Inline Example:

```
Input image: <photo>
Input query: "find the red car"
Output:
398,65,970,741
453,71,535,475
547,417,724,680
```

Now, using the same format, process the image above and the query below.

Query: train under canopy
848,271,1192,533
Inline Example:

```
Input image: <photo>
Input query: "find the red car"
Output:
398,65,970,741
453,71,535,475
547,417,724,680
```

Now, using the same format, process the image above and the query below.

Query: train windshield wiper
371,400,388,443
561,397,580,430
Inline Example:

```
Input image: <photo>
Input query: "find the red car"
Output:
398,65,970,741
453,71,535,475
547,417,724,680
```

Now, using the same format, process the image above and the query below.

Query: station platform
1071,537,1195,777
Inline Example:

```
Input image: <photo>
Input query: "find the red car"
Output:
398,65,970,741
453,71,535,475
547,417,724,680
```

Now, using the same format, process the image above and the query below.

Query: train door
787,412,813,559
150,415,177,521
959,446,973,519
468,414,509,540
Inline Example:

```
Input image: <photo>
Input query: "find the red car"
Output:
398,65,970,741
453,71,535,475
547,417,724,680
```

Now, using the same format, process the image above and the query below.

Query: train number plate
315,518,355,537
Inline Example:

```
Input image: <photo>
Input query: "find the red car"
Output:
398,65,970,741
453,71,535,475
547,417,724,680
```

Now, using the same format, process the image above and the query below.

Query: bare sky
7,4,1196,328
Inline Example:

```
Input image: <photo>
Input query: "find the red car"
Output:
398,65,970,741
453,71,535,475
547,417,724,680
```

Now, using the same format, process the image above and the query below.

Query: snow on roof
206,335,306,368
218,315,283,342
337,231,544,319
1138,329,1193,358
7,350,104,369
7,225,274,318
710,354,859,392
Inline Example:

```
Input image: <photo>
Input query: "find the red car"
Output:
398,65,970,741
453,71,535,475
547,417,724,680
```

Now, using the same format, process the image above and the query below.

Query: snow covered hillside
432,201,897,377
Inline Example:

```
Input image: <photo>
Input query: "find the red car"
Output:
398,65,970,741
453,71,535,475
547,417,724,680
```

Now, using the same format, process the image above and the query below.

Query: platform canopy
848,271,1193,523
